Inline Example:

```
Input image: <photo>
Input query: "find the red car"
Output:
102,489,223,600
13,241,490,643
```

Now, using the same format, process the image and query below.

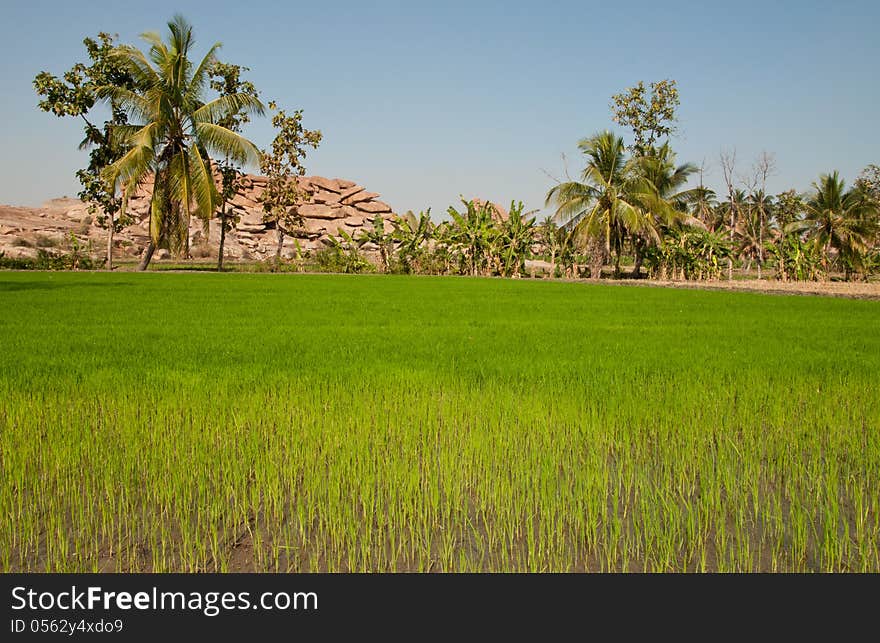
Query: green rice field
1,272,878,572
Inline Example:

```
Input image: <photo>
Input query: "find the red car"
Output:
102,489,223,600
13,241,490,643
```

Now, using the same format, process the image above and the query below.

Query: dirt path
594,278,880,300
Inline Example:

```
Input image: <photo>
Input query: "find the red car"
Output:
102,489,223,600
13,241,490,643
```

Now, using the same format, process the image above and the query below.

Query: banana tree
495,201,537,277
446,199,497,276
355,214,394,272
392,209,434,273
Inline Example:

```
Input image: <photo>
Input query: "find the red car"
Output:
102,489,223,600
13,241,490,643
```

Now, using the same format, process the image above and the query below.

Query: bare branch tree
753,152,776,279
720,149,738,280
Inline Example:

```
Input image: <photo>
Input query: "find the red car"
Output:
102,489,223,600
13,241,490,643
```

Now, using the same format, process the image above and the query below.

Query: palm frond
194,93,264,124
194,122,261,167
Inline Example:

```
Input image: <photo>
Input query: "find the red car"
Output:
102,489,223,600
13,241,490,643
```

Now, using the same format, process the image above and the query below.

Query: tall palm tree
545,131,657,278
787,172,878,280
101,15,264,270
629,143,704,277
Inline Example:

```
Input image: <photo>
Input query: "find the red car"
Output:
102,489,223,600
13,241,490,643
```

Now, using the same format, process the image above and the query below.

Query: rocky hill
0,174,397,263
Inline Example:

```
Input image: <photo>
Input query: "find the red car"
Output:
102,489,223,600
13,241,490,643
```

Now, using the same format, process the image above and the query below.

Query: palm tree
545,131,657,278
787,172,878,280
629,143,704,277
101,15,264,270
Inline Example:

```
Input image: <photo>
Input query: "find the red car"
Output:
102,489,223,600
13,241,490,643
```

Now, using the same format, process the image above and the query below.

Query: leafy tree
855,164,880,201
611,79,680,157
772,190,804,281
100,15,264,270
537,218,561,277
208,62,260,271
33,33,136,270
259,102,322,271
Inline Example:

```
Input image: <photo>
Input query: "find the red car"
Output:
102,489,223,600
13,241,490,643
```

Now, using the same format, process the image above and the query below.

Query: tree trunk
587,237,604,279
138,242,156,271
613,251,621,279
632,241,644,279
218,205,227,272
106,212,114,271
757,226,763,280
274,227,284,272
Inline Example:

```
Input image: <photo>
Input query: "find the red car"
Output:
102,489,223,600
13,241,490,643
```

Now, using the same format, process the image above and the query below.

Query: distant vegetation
31,19,880,281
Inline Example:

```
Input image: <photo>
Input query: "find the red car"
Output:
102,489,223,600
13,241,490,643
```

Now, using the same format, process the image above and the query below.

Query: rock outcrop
467,198,509,223
0,174,397,263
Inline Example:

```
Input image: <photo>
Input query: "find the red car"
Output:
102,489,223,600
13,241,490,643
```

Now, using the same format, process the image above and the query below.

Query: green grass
1,272,878,572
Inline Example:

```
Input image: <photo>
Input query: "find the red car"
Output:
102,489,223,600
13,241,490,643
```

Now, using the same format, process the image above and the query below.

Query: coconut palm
100,15,264,270
545,131,657,278
629,143,704,276
787,172,878,280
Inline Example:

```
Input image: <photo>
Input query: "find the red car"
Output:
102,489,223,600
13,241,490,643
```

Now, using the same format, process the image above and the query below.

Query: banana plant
392,210,434,273
496,201,537,277
446,199,497,276
355,214,394,272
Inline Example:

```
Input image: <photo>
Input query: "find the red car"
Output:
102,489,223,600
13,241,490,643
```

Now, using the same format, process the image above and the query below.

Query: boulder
337,185,365,203
342,214,368,227
330,223,358,237
468,198,509,222
342,191,379,205
231,193,258,209
313,191,342,205
301,218,329,235
355,200,392,214
0,172,397,266
309,176,340,193
299,204,344,219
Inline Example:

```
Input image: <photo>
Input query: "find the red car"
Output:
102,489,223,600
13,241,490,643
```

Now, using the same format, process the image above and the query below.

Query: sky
1,0,878,218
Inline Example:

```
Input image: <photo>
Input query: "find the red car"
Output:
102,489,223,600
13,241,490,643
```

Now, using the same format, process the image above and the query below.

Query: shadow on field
0,280,131,292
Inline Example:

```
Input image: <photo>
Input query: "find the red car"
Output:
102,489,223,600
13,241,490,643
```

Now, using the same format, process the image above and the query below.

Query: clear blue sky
1,0,877,217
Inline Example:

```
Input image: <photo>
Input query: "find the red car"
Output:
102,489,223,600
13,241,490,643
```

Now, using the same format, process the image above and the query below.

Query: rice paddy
1,272,878,572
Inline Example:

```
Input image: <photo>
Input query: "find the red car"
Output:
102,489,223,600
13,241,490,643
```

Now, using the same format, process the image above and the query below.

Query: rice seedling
0,272,877,572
